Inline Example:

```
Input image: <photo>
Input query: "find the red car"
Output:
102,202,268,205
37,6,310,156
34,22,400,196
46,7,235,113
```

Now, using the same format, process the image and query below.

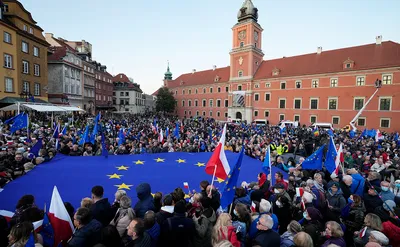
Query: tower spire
237,0,258,22
164,60,172,80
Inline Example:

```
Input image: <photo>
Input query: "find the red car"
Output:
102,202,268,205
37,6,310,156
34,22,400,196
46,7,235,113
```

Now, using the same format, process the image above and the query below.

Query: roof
113,73,131,83
152,88,160,96
167,41,400,87
167,66,230,88
0,97,47,104
254,41,400,80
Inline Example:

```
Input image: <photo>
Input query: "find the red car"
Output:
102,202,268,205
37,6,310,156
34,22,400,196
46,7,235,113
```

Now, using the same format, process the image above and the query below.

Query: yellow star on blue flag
116,165,129,170
195,162,205,167
134,160,144,165
155,158,165,162
176,159,186,163
107,173,122,179
220,147,245,210
114,183,133,190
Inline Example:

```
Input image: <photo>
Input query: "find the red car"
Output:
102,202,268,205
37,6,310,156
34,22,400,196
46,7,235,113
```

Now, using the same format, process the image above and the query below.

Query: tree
155,87,177,113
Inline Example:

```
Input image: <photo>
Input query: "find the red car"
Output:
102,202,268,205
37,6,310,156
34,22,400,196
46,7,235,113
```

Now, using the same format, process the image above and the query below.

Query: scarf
313,180,325,193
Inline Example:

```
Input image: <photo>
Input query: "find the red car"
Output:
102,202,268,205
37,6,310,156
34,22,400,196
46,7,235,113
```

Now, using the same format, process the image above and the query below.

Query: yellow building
0,0,49,105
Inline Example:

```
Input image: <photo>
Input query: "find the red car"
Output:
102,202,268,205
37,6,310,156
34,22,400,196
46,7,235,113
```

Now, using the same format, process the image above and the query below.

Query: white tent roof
58,106,84,112
0,104,19,111
24,104,66,112
0,103,85,112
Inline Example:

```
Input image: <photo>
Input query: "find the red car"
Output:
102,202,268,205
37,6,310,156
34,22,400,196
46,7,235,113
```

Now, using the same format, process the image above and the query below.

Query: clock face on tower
238,30,246,40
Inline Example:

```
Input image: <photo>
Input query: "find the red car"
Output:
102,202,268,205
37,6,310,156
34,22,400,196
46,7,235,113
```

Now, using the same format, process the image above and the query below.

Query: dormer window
180,80,184,85
272,68,280,76
343,58,354,69
214,75,220,82
254,83,260,89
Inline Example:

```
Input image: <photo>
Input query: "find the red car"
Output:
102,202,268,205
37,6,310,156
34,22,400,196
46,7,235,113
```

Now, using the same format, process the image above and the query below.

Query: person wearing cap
364,186,384,213
326,182,346,222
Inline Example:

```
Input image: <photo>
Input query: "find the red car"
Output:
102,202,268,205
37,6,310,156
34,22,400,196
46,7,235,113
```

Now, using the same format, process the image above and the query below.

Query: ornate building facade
161,0,400,131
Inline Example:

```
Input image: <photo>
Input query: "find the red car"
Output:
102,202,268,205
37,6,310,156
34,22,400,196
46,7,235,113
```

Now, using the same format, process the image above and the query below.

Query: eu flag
270,166,289,186
10,112,28,134
174,123,180,139
61,125,67,135
40,213,55,247
101,131,108,158
349,130,355,139
327,129,334,137
220,147,244,210
78,125,90,145
52,124,60,139
262,145,271,176
30,138,43,157
118,128,125,146
25,232,35,247
4,114,18,125
301,144,325,170
324,137,337,174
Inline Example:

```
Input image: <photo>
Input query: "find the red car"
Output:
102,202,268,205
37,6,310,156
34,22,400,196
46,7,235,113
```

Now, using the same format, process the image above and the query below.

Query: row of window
83,65,94,74
64,67,81,80
181,99,229,108
4,78,41,95
3,54,40,77
184,110,228,118
97,83,112,91
64,83,81,95
177,86,229,95
96,95,112,102
20,40,40,57
276,97,392,111
95,74,112,83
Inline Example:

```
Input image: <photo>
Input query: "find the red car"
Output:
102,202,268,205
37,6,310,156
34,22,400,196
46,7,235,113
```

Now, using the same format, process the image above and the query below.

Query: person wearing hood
326,182,346,222
9,194,44,228
192,199,216,247
302,207,324,247
342,194,366,245
90,186,112,227
134,183,155,219
272,184,292,234
155,194,174,226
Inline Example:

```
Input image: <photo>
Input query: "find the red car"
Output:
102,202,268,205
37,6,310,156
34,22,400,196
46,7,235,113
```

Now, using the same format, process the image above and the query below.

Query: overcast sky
21,0,400,94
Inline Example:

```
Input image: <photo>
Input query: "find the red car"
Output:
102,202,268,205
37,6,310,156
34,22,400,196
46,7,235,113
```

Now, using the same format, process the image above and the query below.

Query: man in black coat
160,200,196,247
67,207,102,247
363,186,383,213
89,185,112,226
252,214,281,247
340,175,353,200
125,218,151,247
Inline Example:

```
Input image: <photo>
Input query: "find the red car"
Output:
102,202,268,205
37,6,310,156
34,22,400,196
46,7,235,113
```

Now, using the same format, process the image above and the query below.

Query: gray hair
260,214,273,229
259,199,271,213
213,240,234,247
370,230,389,245
120,195,132,209
306,179,314,187
115,190,127,201
343,175,352,182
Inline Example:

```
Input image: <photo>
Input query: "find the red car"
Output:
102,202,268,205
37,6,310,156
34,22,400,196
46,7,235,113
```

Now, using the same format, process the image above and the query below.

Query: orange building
161,0,400,131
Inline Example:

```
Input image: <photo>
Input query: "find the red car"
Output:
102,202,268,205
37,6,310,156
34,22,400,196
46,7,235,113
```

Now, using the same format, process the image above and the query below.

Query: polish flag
333,143,343,176
48,186,74,246
158,128,164,143
0,210,43,231
183,182,189,189
375,129,384,142
251,201,256,213
359,226,367,238
205,124,230,180
296,187,304,197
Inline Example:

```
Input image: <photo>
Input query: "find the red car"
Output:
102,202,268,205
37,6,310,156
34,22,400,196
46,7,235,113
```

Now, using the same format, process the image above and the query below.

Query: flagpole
209,165,217,197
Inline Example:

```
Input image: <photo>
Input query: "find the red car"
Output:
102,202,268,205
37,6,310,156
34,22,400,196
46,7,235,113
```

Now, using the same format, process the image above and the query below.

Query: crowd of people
1,111,400,247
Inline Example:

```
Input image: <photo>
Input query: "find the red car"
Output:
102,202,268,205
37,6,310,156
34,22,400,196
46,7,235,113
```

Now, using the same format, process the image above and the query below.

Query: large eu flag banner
0,151,262,211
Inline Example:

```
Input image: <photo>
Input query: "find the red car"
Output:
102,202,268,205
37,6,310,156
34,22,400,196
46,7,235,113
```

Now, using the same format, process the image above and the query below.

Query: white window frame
209,87,213,93
182,89,185,95
237,84,242,91
182,100,185,107
356,76,365,86
330,78,338,87
188,100,192,107
202,111,206,116
202,99,206,107
294,114,300,122
225,99,229,107
195,100,198,107
264,110,269,118
254,83,260,89
209,99,213,107
196,111,199,116
382,74,392,85
34,83,40,96
29,27,33,34
4,54,12,68
23,81,29,92
310,115,317,124
353,97,365,110
216,99,221,107
265,92,271,101
238,70,243,77
184,110,187,115
209,111,213,117
254,110,258,117
378,96,392,111
5,77,13,92
380,118,391,128
224,112,228,118
279,98,286,109
22,41,28,53
332,116,340,125
3,31,11,43
254,93,259,101
279,114,285,121
280,81,286,89
295,80,302,89
328,97,338,110
309,98,319,110
22,60,29,74
293,98,302,109
23,25,27,31
311,79,319,88
265,82,271,88
357,117,366,127
217,87,221,93
34,64,40,76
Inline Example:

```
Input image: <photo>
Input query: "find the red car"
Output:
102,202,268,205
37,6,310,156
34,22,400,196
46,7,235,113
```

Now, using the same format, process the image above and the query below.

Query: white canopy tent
0,103,85,113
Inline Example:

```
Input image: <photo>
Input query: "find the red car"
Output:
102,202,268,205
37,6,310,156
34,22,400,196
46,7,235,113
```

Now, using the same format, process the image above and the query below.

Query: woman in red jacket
381,207,400,247
211,213,240,247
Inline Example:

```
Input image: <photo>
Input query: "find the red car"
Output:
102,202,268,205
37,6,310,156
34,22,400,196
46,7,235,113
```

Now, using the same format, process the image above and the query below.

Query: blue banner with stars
0,151,263,211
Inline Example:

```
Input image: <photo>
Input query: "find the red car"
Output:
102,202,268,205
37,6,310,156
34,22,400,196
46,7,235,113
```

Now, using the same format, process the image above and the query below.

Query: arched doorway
236,112,242,119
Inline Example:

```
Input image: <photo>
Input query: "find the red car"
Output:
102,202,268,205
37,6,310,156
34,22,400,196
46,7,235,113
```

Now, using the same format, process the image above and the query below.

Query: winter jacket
67,219,102,247
303,220,323,247
90,198,112,227
216,226,240,247
350,173,365,197
343,203,366,233
125,232,152,247
280,231,295,247
339,181,352,200
253,229,281,247
326,188,346,221
321,237,346,247
145,223,160,247
134,183,155,218
380,190,395,202
232,220,247,247
363,193,383,213
382,220,400,247
159,213,196,247
155,206,174,226
110,208,134,237
249,212,279,238
193,209,216,247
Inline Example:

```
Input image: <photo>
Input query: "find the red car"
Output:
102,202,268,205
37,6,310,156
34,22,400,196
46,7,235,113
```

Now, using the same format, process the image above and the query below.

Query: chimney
213,65,217,71
376,35,382,45
192,69,196,74
317,47,322,54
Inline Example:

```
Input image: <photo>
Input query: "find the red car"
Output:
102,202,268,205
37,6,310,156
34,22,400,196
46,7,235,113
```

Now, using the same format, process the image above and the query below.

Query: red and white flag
333,143,343,176
296,187,304,197
183,182,189,189
251,201,256,213
0,210,43,231
158,128,164,143
359,226,367,238
375,129,384,142
205,124,230,180
48,186,74,246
